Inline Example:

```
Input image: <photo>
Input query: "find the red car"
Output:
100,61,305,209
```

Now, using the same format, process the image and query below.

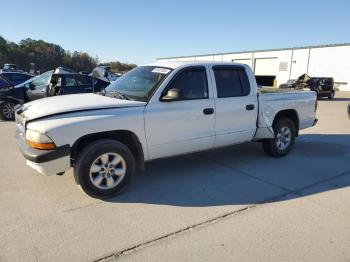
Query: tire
262,118,296,157
328,90,335,100
74,139,135,198
0,100,16,121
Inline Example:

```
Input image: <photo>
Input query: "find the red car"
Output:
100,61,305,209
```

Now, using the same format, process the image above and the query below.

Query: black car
0,72,34,86
0,75,14,90
280,74,335,99
0,68,109,121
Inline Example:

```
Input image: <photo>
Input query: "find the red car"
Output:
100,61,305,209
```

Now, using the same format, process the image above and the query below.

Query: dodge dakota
15,62,318,197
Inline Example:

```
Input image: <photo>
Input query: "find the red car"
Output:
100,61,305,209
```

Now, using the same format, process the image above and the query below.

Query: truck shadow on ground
105,134,350,207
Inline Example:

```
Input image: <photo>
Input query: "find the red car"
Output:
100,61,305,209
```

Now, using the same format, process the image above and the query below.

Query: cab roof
145,61,247,69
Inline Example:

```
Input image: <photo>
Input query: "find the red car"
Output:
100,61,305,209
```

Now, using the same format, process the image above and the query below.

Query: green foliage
0,36,136,73
99,61,137,74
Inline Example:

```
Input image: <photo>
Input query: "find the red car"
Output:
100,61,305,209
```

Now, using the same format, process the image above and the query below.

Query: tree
0,36,136,74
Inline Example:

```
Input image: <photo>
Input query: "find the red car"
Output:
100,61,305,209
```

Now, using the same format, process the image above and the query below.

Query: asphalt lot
1,92,350,262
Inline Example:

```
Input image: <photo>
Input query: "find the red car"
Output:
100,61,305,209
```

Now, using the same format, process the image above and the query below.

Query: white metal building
157,43,350,91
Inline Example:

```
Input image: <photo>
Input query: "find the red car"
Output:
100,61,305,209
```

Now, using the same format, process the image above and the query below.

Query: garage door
254,58,278,75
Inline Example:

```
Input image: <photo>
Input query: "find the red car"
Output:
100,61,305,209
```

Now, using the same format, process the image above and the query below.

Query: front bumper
16,131,71,175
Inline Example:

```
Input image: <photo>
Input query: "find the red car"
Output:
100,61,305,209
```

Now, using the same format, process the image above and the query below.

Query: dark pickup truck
0,68,109,121
280,74,335,99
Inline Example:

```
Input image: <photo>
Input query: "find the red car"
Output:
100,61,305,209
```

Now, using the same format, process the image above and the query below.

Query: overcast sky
1,0,350,65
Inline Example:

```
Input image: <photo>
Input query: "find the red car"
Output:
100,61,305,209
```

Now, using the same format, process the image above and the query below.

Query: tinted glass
65,76,77,86
65,75,89,86
8,73,24,81
167,68,208,100
0,78,11,88
214,68,250,97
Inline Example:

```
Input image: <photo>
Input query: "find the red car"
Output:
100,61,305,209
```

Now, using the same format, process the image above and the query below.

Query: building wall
157,45,350,90
290,49,309,79
308,46,350,91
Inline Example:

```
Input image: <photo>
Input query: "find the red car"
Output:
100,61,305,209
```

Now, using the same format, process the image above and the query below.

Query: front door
145,66,215,160
25,71,52,101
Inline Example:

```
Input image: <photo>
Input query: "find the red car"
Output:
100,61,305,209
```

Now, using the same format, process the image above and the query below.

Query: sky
1,0,350,65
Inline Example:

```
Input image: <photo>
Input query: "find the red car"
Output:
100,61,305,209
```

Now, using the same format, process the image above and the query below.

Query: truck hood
17,93,146,121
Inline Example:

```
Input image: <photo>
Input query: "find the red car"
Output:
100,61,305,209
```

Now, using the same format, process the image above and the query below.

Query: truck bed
259,87,311,94
257,88,317,133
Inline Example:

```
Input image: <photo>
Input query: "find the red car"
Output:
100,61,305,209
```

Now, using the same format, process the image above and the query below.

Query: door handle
246,104,255,111
203,108,214,115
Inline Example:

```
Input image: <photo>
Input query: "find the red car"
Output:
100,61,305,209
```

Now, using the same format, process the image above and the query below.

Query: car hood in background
17,93,146,121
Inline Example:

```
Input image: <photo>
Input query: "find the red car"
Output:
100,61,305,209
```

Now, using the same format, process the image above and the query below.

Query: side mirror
161,88,182,101
28,83,36,90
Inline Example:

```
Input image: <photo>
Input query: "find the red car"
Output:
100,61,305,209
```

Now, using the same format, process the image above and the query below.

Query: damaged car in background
0,67,109,120
279,74,335,99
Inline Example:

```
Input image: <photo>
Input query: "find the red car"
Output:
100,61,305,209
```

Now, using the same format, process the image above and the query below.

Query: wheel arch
272,109,300,136
0,97,22,105
71,130,145,170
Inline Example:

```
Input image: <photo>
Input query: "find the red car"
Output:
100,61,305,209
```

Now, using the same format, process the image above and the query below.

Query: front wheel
262,118,296,157
0,100,16,121
74,139,135,198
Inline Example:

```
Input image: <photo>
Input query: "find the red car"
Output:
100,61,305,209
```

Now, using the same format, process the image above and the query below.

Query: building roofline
157,43,350,60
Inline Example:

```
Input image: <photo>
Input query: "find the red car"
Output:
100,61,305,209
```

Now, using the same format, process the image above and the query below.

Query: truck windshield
105,66,172,101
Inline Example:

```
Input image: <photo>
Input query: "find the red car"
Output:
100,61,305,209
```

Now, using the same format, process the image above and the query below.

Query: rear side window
4,73,24,82
213,67,250,97
0,78,11,88
166,67,208,100
65,75,89,87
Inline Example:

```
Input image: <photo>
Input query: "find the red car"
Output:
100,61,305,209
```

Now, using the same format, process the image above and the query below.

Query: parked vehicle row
0,68,109,120
15,61,318,198
279,73,335,99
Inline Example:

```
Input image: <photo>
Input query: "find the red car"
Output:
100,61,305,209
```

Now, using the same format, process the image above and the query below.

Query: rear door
211,65,258,148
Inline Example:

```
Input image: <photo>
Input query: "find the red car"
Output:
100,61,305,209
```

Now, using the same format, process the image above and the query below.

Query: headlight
26,129,56,150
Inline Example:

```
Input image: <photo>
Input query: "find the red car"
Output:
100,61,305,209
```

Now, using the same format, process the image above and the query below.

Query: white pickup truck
15,62,318,197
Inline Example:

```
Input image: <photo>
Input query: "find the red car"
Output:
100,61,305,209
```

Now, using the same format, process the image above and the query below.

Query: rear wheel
262,118,296,157
74,139,135,198
328,90,335,100
0,100,16,121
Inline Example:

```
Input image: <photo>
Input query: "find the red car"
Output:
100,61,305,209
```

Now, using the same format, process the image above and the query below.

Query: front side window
166,68,208,100
30,71,53,89
214,68,250,98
